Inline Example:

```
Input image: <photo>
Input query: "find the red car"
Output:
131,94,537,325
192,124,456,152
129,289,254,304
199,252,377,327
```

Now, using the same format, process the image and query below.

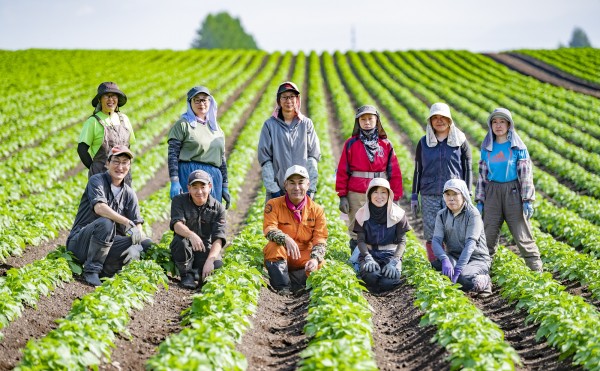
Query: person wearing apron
78,82,135,186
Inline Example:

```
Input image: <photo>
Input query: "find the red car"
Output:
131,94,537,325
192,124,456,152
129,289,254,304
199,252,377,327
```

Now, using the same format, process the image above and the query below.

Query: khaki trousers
483,181,542,271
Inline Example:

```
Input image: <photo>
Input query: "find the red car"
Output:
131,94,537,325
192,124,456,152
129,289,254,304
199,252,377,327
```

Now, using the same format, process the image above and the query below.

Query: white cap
428,102,453,124
284,165,309,180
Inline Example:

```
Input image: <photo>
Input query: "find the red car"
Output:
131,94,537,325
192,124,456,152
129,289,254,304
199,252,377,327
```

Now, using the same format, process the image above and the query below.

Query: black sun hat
91,82,127,107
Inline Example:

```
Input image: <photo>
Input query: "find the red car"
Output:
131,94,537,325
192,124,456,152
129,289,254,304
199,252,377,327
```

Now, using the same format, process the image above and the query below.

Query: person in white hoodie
353,178,411,293
432,179,492,296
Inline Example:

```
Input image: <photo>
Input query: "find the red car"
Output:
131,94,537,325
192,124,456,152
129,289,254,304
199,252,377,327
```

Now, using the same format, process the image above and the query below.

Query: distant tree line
191,12,259,50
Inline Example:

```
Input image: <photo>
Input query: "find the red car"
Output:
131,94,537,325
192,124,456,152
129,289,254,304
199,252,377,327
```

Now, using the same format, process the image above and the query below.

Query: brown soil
486,53,600,98
237,289,310,370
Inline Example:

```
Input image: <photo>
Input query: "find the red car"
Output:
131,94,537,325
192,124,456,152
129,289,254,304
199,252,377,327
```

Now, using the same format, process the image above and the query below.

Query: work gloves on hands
222,187,231,209
451,268,462,284
476,202,484,217
170,181,183,199
339,196,350,214
441,258,454,279
410,193,419,218
121,243,143,264
381,258,402,279
126,221,142,245
523,201,534,219
362,253,380,273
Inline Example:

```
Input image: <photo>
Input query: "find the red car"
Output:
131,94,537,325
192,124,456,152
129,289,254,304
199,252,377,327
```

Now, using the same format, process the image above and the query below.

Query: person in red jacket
336,105,403,254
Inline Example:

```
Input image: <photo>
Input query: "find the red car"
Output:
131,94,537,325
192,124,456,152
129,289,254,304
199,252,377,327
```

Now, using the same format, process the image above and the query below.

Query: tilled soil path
486,52,600,98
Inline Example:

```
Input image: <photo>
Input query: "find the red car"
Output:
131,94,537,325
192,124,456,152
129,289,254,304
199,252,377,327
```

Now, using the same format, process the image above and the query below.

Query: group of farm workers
68,81,543,299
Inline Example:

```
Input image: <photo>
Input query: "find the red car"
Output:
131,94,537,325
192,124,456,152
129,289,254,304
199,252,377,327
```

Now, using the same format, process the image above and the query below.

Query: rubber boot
177,263,196,290
425,241,436,262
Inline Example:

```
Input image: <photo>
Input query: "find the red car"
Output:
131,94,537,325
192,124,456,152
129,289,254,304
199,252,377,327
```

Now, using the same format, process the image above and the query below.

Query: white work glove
126,220,142,245
381,258,402,279
361,253,380,273
121,244,143,264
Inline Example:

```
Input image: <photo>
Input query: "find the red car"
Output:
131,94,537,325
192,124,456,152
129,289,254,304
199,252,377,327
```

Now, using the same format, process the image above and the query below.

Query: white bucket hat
427,102,454,125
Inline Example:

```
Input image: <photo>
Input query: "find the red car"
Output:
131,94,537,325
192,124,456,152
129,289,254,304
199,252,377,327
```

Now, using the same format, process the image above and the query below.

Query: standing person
411,103,472,262
431,179,492,296
353,178,411,293
168,86,230,209
336,105,403,254
475,108,543,272
78,82,136,186
258,81,321,202
263,165,328,295
169,170,227,290
67,146,151,286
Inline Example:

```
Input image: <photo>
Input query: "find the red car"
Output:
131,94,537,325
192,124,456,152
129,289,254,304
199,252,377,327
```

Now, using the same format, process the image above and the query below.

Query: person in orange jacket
263,165,328,295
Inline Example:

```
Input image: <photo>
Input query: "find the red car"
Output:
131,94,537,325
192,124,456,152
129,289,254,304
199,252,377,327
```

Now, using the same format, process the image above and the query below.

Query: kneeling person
431,179,492,296
354,178,411,293
170,170,226,289
67,146,151,286
263,165,328,295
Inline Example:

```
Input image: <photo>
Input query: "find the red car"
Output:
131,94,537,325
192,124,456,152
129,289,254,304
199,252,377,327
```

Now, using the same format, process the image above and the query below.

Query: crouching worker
67,146,151,286
353,178,411,293
431,179,492,296
263,165,328,295
170,170,226,290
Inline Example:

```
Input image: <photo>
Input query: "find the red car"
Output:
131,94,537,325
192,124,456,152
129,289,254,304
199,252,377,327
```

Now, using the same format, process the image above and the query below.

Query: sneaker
179,272,197,290
84,272,102,287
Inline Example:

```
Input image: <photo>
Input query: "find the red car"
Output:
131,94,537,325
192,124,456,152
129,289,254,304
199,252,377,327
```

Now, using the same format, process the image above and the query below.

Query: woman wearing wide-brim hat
77,82,136,186
411,103,472,262
167,86,230,209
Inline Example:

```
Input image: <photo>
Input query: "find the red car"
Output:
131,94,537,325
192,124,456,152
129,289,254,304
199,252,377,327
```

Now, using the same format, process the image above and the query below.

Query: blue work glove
361,253,380,273
441,258,454,279
523,201,534,219
451,268,462,283
339,196,350,214
410,193,419,218
222,187,231,209
121,244,143,265
271,190,284,198
381,258,402,279
170,181,183,199
476,201,484,216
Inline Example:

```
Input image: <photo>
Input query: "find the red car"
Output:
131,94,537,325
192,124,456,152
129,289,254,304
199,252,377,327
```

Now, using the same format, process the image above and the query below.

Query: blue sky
1,0,598,52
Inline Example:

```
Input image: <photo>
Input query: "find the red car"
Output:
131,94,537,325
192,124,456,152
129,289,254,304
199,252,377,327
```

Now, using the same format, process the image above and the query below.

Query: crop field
0,48,600,370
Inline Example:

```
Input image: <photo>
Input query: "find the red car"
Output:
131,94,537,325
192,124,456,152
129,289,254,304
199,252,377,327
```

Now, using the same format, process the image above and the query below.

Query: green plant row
227,52,290,210
438,50,600,123
515,48,600,85
409,50,600,163
492,245,600,370
0,247,76,340
532,225,600,301
147,190,267,370
534,198,600,258
298,51,377,370
15,259,168,370
403,234,520,370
